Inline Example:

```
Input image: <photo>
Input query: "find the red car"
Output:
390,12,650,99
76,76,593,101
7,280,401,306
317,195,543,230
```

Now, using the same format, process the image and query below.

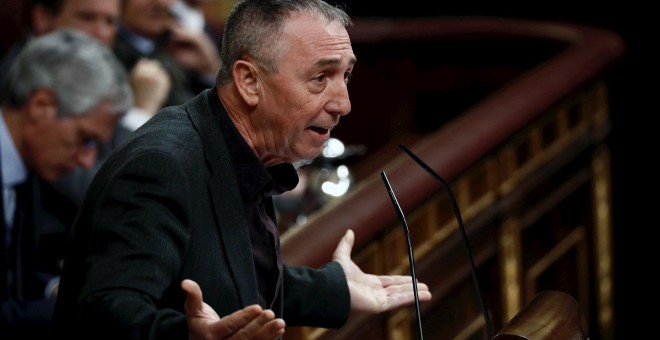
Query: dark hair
216,0,352,85
31,0,65,15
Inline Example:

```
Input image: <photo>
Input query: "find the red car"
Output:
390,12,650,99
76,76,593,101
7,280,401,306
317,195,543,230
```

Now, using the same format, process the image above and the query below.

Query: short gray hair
1,28,132,117
216,0,352,85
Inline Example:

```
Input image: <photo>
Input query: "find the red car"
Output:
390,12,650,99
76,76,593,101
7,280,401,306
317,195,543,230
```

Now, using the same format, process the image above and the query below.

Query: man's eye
83,139,97,150
314,74,327,82
344,72,353,84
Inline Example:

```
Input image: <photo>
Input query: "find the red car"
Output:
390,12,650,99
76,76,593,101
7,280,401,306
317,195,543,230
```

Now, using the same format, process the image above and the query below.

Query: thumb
333,229,355,261
181,279,203,317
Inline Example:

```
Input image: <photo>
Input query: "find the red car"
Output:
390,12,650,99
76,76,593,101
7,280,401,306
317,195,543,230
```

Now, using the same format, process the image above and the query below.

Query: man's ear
233,60,260,107
26,88,58,123
31,5,57,36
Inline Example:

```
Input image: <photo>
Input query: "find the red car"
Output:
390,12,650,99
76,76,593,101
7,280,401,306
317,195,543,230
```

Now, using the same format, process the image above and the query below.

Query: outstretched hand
332,229,432,313
181,279,286,340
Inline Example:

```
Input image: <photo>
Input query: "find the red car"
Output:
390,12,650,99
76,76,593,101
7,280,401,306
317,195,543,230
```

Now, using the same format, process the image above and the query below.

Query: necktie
8,179,29,299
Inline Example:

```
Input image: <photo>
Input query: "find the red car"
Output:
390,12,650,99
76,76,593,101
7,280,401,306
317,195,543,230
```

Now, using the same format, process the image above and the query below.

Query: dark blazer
0,174,74,338
53,89,350,339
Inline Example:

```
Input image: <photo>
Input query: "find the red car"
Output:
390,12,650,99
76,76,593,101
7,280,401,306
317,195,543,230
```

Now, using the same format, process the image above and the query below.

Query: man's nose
75,147,98,170
327,81,351,117
89,22,116,46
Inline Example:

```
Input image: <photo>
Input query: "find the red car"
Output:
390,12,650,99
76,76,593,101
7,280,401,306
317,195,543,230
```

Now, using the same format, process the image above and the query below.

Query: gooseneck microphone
398,143,492,339
381,171,424,340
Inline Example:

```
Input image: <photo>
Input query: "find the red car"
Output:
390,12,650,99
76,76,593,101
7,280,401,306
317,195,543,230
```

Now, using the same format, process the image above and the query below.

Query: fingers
131,59,169,87
252,319,286,339
131,58,171,115
182,280,285,340
392,284,430,296
380,276,431,293
222,308,285,340
379,275,423,286
379,277,433,310
215,305,262,334
182,279,204,317
166,24,220,75
332,229,355,261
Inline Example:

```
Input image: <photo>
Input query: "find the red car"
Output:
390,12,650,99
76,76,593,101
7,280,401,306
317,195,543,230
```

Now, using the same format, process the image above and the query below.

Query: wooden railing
493,290,588,340
280,17,623,340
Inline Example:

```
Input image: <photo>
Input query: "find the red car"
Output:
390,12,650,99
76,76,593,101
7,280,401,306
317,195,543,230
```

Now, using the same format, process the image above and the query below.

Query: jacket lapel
185,90,259,306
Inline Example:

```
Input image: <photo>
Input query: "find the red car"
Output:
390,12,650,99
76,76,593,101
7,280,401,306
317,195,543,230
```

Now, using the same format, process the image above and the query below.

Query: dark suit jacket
1,174,74,338
53,89,350,339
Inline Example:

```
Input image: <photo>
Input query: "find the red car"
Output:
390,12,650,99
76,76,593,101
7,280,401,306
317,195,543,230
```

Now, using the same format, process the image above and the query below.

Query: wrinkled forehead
281,12,354,60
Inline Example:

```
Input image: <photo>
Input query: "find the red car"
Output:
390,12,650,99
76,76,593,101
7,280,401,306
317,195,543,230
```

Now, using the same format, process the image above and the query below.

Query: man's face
53,0,120,45
121,0,174,40
24,99,120,182
252,13,356,165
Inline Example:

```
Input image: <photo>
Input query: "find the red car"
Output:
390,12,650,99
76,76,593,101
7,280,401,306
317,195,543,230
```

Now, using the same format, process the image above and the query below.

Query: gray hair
216,0,352,85
1,28,132,117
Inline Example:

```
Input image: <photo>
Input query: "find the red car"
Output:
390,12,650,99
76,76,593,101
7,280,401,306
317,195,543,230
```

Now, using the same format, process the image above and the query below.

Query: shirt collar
118,24,156,55
207,90,298,202
0,109,28,188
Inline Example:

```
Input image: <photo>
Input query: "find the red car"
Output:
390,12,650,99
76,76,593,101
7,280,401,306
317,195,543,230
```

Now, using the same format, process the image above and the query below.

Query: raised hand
166,23,221,78
130,58,171,116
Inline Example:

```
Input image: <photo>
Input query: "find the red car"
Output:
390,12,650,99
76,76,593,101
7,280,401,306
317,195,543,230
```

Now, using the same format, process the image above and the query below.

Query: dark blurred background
330,2,654,338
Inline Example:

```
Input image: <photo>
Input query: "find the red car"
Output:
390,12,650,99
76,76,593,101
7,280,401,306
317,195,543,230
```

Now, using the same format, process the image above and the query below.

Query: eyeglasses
83,139,98,150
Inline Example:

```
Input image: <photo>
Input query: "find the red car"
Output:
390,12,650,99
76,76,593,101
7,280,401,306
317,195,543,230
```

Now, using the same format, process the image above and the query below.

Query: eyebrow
315,55,357,69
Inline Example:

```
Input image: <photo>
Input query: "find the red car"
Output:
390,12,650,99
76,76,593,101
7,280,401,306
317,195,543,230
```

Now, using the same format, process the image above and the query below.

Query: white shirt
0,109,27,237
171,0,206,33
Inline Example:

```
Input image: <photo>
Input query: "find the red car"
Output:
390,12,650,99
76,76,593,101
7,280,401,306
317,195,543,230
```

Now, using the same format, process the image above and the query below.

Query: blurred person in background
0,28,132,338
170,0,223,50
114,0,221,108
0,0,172,205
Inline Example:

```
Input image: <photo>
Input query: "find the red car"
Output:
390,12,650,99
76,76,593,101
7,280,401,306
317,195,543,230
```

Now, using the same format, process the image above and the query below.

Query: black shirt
209,90,299,309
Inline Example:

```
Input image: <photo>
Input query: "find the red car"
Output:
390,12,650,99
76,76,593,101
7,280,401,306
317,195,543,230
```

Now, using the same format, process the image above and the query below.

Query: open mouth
310,126,329,135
